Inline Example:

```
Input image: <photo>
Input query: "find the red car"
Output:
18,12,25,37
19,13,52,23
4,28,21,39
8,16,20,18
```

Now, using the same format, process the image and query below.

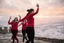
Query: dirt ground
0,37,50,43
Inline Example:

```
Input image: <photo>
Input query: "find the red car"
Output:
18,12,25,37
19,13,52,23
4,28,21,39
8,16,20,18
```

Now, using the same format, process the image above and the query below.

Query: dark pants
11,30,19,43
22,30,27,42
26,27,35,43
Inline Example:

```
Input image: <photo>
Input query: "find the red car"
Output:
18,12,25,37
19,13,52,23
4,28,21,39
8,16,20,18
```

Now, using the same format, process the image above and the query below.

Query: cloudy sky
0,0,64,26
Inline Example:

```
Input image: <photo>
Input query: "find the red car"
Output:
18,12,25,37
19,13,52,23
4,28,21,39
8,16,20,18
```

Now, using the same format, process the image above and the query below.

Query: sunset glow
0,0,64,26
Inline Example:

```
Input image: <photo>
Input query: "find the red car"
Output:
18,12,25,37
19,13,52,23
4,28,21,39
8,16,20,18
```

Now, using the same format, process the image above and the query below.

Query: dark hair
13,17,18,22
27,8,34,16
30,8,34,12
27,9,30,12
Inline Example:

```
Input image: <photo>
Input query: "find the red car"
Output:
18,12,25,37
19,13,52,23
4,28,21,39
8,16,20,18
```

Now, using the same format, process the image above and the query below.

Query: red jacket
8,20,19,30
19,7,39,27
22,21,27,30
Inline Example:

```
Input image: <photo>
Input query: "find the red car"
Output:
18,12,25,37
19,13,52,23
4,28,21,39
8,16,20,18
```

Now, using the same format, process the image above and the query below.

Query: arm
19,19,27,26
18,15,21,23
27,4,39,17
8,16,12,24
18,15,21,20
34,7,39,14
19,16,26,22
34,4,39,15
18,22,22,26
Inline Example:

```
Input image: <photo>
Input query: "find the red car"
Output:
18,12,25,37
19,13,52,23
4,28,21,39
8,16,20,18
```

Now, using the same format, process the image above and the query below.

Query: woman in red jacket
8,16,21,43
19,19,27,42
19,4,39,43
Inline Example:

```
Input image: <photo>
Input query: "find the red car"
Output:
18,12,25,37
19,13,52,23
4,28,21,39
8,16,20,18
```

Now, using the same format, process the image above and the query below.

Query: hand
18,15,21,17
9,16,11,20
36,4,39,7
18,15,21,20
18,15,21,18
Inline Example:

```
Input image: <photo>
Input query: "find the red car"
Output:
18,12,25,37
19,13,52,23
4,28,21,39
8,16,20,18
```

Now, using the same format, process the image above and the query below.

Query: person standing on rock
19,4,39,43
8,15,21,43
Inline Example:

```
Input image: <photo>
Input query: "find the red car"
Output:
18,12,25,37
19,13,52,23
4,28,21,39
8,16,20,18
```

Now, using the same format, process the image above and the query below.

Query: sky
0,0,64,26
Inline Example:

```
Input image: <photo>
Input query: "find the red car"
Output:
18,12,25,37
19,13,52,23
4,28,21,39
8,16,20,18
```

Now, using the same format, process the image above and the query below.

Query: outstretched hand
36,4,39,7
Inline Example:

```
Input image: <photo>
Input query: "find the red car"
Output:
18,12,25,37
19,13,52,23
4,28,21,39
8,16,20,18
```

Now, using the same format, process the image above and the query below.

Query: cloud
0,0,64,9
48,0,64,6
0,13,9,26
0,0,64,16
0,0,32,10
0,0,64,26
39,6,64,16
0,0,2,4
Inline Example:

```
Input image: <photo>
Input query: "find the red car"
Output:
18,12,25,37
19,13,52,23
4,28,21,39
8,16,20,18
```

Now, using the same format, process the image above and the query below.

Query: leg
12,37,14,43
22,30,25,42
14,30,19,43
11,36,13,39
11,30,15,43
22,30,27,42
15,36,19,43
23,30,27,40
26,40,30,43
31,28,34,43
26,27,31,43
11,30,13,40
26,27,35,43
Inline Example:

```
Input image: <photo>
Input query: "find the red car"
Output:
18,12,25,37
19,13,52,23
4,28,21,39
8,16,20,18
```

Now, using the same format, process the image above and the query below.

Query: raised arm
18,15,21,20
18,15,22,23
28,4,39,17
34,4,39,14
8,16,12,24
